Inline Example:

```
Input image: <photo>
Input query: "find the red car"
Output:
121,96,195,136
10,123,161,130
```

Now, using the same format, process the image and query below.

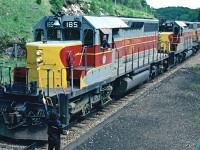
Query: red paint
60,45,82,67
14,67,26,83
60,35,159,79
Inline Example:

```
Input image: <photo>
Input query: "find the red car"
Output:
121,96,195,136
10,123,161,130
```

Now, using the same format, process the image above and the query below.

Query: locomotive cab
159,20,174,52
190,22,200,50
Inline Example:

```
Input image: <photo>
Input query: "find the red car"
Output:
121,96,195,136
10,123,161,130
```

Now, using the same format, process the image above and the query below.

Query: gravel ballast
73,66,200,150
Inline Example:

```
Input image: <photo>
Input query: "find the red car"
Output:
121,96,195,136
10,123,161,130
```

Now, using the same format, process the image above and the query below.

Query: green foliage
85,0,153,17
36,0,42,5
195,64,200,69
90,1,100,15
0,0,51,48
155,7,200,21
191,83,200,88
0,0,153,48
112,0,152,13
49,0,65,12
198,9,200,21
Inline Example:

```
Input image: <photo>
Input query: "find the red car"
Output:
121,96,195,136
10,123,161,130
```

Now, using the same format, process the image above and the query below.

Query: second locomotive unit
0,14,200,140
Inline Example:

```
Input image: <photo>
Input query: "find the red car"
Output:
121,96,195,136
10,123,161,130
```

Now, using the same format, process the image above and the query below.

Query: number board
46,21,54,28
63,21,81,28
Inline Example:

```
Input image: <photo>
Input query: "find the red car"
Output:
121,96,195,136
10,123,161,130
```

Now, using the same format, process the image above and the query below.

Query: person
43,97,64,150
101,35,110,49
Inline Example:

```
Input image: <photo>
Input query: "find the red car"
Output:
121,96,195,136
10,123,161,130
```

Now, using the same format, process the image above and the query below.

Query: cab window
35,29,44,41
174,27,179,35
84,29,93,46
64,29,80,40
47,29,61,40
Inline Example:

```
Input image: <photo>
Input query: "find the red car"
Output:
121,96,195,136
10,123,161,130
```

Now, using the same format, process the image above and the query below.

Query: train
0,13,200,140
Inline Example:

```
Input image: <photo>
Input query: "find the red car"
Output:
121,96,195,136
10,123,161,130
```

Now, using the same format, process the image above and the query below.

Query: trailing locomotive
0,14,199,140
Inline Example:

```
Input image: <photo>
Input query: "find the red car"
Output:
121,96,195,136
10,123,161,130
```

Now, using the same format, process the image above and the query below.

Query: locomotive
0,14,200,140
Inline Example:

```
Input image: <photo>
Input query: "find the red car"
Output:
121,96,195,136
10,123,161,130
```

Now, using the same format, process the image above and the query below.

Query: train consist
0,14,200,140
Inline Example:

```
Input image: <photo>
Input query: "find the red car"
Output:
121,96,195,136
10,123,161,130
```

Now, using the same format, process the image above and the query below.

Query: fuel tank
113,70,150,96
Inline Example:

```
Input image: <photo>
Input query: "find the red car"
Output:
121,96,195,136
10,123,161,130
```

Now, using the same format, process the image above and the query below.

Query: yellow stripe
75,40,157,56
75,49,112,56
83,48,156,75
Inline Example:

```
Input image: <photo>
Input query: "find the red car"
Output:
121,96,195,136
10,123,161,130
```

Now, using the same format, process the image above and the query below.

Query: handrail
0,65,55,96
26,67,55,96
60,66,74,92
40,68,54,97
0,66,12,92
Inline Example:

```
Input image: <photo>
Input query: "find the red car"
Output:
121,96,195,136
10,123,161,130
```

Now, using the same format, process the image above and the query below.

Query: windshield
47,29,61,40
159,23,173,32
64,29,80,40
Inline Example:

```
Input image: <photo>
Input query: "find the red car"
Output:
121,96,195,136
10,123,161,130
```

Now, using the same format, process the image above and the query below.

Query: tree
49,0,65,12
36,0,42,5
198,9,200,21
90,1,100,15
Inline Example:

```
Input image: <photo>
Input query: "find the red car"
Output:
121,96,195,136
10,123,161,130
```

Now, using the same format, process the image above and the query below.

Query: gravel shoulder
71,61,200,149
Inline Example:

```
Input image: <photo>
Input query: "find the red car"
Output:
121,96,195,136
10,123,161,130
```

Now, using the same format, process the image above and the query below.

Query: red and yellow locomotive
0,14,199,140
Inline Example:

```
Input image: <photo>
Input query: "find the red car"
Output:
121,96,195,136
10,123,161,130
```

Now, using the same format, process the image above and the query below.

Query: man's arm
106,41,110,48
42,97,49,117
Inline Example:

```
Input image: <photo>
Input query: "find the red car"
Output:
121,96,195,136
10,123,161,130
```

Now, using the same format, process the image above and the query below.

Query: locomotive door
66,51,75,87
83,29,94,67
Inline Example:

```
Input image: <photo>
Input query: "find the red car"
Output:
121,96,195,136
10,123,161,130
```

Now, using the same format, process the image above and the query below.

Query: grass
196,70,200,75
191,115,200,125
0,0,51,47
191,83,200,88
190,64,200,124
191,64,200,87
191,99,200,124
195,64,200,69
84,0,154,18
0,0,154,48
0,52,26,84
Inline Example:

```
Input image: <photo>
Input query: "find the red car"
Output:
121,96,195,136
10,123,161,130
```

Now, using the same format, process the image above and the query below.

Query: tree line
155,7,200,22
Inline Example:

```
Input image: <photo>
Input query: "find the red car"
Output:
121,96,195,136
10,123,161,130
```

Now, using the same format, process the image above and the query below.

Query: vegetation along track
1,52,200,150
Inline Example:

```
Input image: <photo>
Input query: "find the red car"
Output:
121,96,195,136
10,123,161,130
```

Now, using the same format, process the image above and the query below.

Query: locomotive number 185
63,21,81,28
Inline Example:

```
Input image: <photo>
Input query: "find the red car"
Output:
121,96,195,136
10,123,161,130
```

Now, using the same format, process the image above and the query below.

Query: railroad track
0,52,200,150
0,137,46,150
60,52,200,149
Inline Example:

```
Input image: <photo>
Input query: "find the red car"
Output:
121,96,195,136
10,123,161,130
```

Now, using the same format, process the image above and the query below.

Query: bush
90,1,100,15
49,0,65,12
36,0,42,5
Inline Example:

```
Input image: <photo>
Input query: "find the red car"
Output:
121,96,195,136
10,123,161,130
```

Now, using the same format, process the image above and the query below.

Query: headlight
36,50,42,56
36,57,43,63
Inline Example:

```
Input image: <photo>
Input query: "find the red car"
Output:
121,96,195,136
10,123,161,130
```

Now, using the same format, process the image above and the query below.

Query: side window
84,29,93,46
100,34,108,45
99,28,112,49
112,28,119,48
47,29,61,40
144,23,158,32
174,27,179,35
35,29,44,41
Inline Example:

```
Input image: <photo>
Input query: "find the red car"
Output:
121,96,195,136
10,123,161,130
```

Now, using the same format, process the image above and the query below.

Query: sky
146,0,200,9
